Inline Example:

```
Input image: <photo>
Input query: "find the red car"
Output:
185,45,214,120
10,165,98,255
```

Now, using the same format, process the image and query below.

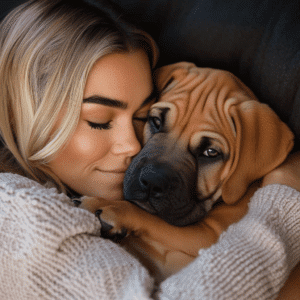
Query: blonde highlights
0,0,158,188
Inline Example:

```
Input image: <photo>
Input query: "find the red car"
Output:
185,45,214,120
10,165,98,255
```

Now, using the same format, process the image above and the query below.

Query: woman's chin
68,178,124,201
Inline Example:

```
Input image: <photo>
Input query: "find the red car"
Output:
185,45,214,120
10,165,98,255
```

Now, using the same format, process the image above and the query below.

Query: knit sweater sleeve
1,172,300,300
157,184,300,300
0,173,154,300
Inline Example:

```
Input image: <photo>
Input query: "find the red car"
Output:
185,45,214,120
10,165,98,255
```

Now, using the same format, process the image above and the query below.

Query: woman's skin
48,50,156,200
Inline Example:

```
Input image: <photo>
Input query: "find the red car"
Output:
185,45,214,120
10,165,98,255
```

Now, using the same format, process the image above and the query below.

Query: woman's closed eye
88,121,112,130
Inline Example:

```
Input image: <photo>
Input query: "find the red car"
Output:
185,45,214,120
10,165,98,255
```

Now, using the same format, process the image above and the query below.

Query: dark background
2,0,300,150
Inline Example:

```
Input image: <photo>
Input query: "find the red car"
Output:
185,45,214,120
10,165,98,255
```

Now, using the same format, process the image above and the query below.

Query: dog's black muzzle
123,143,206,226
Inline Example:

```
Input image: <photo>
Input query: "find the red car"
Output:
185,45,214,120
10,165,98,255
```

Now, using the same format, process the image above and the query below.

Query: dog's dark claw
72,199,82,207
112,228,128,243
95,209,127,243
95,209,102,219
101,225,128,243
100,222,114,236
96,209,114,232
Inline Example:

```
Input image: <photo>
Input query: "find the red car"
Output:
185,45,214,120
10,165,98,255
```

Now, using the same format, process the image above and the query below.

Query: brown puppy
80,62,294,282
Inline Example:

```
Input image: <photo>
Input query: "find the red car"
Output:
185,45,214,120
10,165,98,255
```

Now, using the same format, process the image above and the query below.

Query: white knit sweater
0,172,300,300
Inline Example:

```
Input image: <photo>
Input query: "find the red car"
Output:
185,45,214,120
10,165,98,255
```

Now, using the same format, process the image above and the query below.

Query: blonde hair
0,0,158,190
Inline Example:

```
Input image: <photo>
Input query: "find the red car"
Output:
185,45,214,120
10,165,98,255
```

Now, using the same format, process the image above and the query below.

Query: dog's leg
80,185,252,257
80,196,209,255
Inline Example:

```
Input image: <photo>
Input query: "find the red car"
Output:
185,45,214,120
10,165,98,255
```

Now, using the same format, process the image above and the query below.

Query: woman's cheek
70,128,109,161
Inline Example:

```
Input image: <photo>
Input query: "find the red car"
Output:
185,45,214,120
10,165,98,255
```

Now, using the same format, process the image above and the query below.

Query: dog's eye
203,148,220,157
149,116,162,133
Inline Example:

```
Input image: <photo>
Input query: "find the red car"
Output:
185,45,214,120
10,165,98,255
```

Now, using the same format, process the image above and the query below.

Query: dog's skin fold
80,62,294,282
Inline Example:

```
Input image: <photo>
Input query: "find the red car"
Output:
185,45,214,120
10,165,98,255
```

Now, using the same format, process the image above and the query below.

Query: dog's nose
138,163,175,199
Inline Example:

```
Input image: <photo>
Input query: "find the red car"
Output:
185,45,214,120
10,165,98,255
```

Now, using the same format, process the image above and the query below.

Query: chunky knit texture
0,173,300,299
158,184,300,300
0,173,153,300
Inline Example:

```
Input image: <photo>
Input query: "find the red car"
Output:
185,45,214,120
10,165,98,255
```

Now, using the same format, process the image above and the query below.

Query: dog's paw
78,197,143,242
95,207,129,243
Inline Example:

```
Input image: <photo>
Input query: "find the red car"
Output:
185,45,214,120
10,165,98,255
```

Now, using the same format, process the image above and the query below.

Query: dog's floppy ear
154,62,197,92
222,100,294,204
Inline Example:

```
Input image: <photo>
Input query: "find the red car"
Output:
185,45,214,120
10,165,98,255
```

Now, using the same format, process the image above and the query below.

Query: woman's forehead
83,50,154,109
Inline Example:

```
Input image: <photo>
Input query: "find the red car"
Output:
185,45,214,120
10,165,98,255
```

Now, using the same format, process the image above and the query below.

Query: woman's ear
222,100,294,204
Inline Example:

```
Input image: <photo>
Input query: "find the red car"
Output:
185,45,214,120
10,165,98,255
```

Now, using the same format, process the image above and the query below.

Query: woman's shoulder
0,172,60,197
0,171,100,238
0,171,72,207
0,171,43,187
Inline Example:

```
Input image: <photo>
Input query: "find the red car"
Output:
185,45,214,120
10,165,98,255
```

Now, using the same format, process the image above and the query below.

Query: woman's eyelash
88,121,112,130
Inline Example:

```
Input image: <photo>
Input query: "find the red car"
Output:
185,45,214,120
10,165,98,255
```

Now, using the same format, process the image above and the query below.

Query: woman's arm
264,151,300,300
156,184,300,300
0,173,154,300
156,152,300,300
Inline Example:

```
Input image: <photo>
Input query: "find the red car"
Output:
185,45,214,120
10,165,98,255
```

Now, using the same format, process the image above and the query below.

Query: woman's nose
111,123,142,157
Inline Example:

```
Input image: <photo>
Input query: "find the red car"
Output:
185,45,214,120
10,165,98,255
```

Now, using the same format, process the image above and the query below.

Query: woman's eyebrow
83,88,158,109
83,96,127,109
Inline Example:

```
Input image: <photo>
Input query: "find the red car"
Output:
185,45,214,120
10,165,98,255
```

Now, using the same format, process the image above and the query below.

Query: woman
0,0,300,299
0,0,158,193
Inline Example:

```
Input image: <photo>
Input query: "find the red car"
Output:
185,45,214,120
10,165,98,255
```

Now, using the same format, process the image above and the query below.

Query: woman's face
48,50,155,200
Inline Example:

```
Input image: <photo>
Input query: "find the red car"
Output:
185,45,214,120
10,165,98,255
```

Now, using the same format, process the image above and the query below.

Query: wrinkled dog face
124,75,234,226
123,104,230,226
124,63,294,227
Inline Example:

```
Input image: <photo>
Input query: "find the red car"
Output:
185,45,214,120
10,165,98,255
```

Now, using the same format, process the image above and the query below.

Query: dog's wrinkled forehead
153,62,256,142
152,62,294,204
